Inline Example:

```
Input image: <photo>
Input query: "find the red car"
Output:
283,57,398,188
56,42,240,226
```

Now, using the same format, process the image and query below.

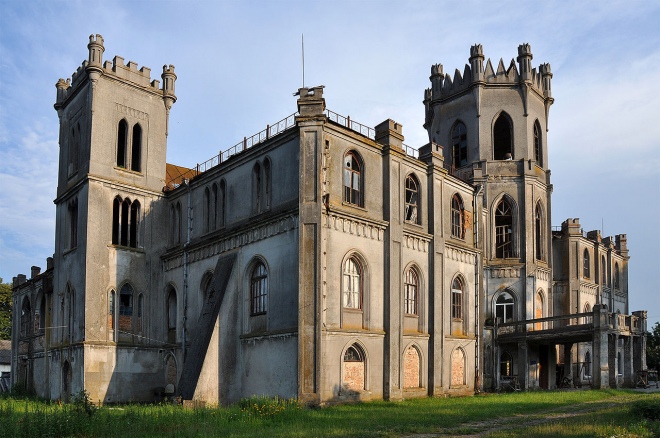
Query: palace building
11,35,647,404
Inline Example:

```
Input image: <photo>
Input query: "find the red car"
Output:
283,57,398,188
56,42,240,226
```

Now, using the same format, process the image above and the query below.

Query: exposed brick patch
404,346,420,388
451,348,465,386
343,362,364,391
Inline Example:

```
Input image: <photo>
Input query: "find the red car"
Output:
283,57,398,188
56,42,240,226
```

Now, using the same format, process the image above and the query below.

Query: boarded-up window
403,346,420,388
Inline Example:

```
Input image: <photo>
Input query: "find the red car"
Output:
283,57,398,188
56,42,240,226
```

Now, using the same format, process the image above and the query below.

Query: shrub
630,398,660,421
72,389,98,417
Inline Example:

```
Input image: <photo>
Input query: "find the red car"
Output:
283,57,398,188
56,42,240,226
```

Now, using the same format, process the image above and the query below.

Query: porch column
592,304,609,388
609,333,619,388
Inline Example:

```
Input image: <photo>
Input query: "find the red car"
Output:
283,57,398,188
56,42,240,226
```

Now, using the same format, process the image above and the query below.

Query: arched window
219,180,226,227
404,267,418,315
535,290,544,329
112,197,121,245
131,123,142,172
129,201,140,248
601,256,607,286
137,293,143,334
451,121,467,168
108,289,116,337
264,158,272,210
20,297,31,338
117,119,128,168
38,293,46,335
451,348,466,387
533,120,542,166
584,350,592,377
495,292,515,323
583,249,590,278
493,113,513,160
253,162,262,214
167,286,177,343
120,198,130,246
343,151,363,206
174,202,182,245
201,271,214,300
68,123,80,176
495,198,514,258
204,187,211,233
119,283,134,317
403,346,421,388
66,285,74,341
583,302,592,324
451,194,464,238
250,262,268,315
343,344,365,391
535,203,544,261
68,198,78,250
451,277,463,320
500,351,513,377
342,257,362,309
404,174,420,224
614,262,620,289
211,183,218,230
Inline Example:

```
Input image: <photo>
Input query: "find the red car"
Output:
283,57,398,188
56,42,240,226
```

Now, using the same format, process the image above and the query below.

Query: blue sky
1,0,658,325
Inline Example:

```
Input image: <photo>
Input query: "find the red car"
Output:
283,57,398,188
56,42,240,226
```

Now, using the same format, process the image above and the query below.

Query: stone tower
51,34,176,402
424,43,555,389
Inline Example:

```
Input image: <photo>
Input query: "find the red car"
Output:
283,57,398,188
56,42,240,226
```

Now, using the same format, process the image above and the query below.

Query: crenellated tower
50,34,177,402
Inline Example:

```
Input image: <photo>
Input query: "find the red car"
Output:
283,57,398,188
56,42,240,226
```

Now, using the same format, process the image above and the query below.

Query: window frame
404,174,420,224
343,151,364,207
451,194,464,239
495,292,515,324
493,112,513,160
495,197,514,258
451,277,463,320
250,261,268,316
404,267,418,315
451,121,468,168
583,248,591,278
533,120,542,166
342,256,363,310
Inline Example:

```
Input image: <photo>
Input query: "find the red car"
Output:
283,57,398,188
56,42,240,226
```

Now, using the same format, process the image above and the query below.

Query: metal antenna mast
302,34,305,88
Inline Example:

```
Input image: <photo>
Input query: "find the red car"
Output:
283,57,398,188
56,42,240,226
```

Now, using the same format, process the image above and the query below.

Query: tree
647,322,660,371
0,278,12,340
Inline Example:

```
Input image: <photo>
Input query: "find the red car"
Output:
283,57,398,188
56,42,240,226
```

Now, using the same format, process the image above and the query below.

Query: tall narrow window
68,123,80,176
109,290,115,333
583,249,590,278
120,198,130,246
112,197,121,245
204,187,211,233
68,199,78,250
495,292,515,323
38,294,46,335
584,351,592,377
343,344,365,391
66,285,74,341
451,121,467,168
117,120,128,168
493,113,513,160
404,268,418,315
451,194,464,238
137,293,143,333
451,277,463,319
601,256,607,286
129,201,139,248
211,183,218,230
119,284,133,334
535,203,544,260
500,351,513,377
343,151,363,206
20,297,31,338
614,263,620,289
495,198,514,258
253,162,262,214
131,124,142,172
250,262,268,315
264,158,272,210
219,180,226,227
167,287,177,343
405,175,419,224
534,120,542,166
343,257,362,309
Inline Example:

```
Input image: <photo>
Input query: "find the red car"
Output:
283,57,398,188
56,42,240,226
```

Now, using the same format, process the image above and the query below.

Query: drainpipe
473,184,483,392
182,181,192,362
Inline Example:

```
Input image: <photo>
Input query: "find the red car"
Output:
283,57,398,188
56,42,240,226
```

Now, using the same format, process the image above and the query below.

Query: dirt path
404,395,632,437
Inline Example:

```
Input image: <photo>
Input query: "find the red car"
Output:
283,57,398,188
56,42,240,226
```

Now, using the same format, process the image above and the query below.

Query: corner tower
51,34,176,402
424,44,554,390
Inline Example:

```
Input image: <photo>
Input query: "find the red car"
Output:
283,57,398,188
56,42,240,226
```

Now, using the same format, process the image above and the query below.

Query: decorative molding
324,212,386,241
445,245,477,263
489,267,521,278
403,231,430,253
162,215,299,271
534,267,551,282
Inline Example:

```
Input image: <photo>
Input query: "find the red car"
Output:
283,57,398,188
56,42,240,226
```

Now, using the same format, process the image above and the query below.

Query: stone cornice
323,211,387,241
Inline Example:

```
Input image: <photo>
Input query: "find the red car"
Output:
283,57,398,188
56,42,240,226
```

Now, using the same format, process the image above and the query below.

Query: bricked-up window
614,262,620,289
535,203,544,261
601,256,607,286
343,151,363,207
534,120,542,166
117,119,128,168
403,346,421,388
404,175,420,224
343,344,365,391
451,121,467,168
343,257,362,309
20,297,31,338
500,351,513,377
495,292,515,323
451,194,464,238
250,262,268,315
131,123,142,172
495,198,514,258
583,249,590,278
451,277,463,320
493,112,513,160
119,284,134,316
451,348,466,387
404,268,418,315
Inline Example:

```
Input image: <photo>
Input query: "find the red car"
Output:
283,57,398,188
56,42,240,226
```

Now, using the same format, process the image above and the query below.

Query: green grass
0,390,658,437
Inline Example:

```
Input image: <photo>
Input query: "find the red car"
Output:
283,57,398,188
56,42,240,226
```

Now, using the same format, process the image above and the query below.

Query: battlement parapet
424,43,553,104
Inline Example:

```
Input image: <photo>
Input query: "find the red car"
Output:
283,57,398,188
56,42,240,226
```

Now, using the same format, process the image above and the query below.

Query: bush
72,389,98,417
630,398,660,420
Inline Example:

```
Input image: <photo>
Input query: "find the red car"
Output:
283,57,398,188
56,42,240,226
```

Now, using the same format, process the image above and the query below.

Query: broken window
404,267,418,315
500,351,513,377
20,297,31,338
342,256,362,309
451,194,464,238
343,151,363,207
495,198,514,258
119,283,134,316
495,292,515,324
584,351,592,377
250,261,268,315
68,198,78,250
493,113,513,160
451,277,463,320
404,175,420,224
451,121,468,168
583,249,590,278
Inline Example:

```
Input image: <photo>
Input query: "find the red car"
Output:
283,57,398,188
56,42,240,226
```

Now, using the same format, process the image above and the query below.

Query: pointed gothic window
614,262,620,289
535,202,544,261
68,198,78,250
264,158,272,210
343,151,363,207
493,113,513,160
167,286,177,343
451,277,463,320
500,351,513,377
129,201,140,248
117,120,128,168
219,179,226,227
451,194,464,238
496,292,515,323
405,175,420,224
601,256,607,286
534,120,542,166
20,297,31,338
253,162,262,214
250,262,268,315
343,257,362,309
404,267,418,315
583,249,590,278
495,198,514,258
451,122,467,168
131,124,142,172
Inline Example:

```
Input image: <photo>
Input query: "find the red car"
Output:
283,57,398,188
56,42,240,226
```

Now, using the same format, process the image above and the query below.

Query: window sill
341,201,367,212
109,244,144,253
63,246,77,257
114,166,143,176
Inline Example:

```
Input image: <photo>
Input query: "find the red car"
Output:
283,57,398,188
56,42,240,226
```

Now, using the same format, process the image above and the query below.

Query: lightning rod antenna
302,34,305,88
